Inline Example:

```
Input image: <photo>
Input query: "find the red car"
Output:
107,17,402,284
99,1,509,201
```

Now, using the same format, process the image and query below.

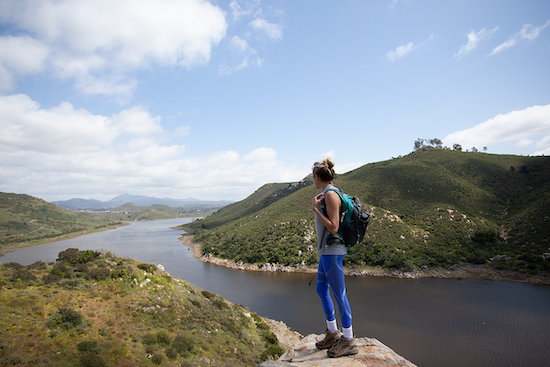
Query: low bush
152,353,164,365
165,348,177,359
77,340,100,354
46,307,83,330
89,267,110,280
172,333,195,356
80,353,107,367
137,263,157,273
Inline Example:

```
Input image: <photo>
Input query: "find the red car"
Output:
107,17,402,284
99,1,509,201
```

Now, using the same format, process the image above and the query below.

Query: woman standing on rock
311,158,358,358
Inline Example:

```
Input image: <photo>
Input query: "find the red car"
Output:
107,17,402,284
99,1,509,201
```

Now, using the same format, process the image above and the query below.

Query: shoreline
0,222,129,257
179,233,550,285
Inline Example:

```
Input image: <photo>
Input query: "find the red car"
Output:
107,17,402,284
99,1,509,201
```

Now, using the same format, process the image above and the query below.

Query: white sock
326,319,338,332
342,326,353,339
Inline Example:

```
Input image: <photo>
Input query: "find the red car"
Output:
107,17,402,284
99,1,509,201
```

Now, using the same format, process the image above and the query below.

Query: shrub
5,262,23,269
142,333,156,345
213,298,228,310
28,261,46,269
152,354,164,365
156,330,171,345
74,263,89,273
190,300,201,308
57,248,101,264
80,353,107,367
59,307,82,326
10,268,37,282
50,267,64,278
58,248,81,264
46,307,82,329
259,329,284,361
110,266,130,279
89,267,110,280
77,340,100,354
137,263,157,272
80,250,101,263
165,348,177,360
201,290,216,299
172,334,195,356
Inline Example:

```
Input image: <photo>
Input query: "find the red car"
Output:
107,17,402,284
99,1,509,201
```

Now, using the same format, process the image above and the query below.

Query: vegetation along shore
180,233,550,285
182,148,550,285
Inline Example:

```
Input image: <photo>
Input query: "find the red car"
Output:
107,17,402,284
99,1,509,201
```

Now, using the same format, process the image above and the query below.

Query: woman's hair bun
313,157,335,182
323,157,335,170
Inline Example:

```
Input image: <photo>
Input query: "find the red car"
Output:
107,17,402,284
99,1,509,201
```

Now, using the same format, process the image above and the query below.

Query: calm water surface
2,219,549,367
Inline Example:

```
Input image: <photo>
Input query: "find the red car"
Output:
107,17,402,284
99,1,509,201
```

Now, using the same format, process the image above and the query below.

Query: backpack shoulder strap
324,187,353,223
324,187,343,200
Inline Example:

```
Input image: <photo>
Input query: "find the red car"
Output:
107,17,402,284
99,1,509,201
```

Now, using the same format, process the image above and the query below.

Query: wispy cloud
250,18,283,41
219,1,282,75
490,20,550,55
386,35,434,62
454,27,498,59
387,42,415,62
443,104,550,154
219,36,262,75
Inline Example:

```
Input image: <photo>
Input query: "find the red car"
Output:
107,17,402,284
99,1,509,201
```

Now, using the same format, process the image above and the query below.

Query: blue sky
1,0,549,202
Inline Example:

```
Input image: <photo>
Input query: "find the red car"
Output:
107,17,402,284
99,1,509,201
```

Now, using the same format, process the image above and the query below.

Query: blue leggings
316,255,352,329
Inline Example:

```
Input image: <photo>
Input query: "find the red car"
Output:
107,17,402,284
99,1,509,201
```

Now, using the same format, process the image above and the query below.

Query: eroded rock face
258,334,418,367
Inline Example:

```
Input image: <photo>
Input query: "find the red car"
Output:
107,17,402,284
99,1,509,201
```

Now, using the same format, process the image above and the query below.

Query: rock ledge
258,334,418,367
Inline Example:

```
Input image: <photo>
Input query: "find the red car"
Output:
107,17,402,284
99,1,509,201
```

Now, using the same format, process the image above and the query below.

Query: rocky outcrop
258,334,417,367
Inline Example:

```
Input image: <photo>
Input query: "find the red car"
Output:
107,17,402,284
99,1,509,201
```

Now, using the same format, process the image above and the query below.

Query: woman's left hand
312,193,324,211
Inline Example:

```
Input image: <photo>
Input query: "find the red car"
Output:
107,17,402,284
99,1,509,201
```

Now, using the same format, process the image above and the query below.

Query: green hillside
0,193,122,248
194,178,312,229
188,149,550,274
0,249,285,366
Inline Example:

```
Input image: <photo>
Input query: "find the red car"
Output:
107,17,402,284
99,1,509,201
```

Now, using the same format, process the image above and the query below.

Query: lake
1,218,549,367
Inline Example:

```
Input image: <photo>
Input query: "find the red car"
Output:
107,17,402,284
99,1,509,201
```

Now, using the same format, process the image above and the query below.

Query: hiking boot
327,336,358,358
315,330,339,350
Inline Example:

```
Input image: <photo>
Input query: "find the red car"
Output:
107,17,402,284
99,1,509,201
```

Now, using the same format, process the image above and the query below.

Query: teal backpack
324,187,371,246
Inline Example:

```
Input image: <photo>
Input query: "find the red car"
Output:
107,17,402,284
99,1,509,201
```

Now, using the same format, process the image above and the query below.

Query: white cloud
244,147,277,161
219,36,262,75
454,27,498,59
0,94,303,201
0,36,49,75
229,0,260,22
386,42,415,62
0,35,50,92
219,2,282,74
250,18,283,41
534,135,550,155
442,104,550,154
0,0,227,97
386,35,434,62
515,138,534,148
490,20,550,55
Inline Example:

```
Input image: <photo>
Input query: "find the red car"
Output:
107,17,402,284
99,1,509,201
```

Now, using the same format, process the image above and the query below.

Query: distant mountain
53,194,232,210
51,198,109,210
